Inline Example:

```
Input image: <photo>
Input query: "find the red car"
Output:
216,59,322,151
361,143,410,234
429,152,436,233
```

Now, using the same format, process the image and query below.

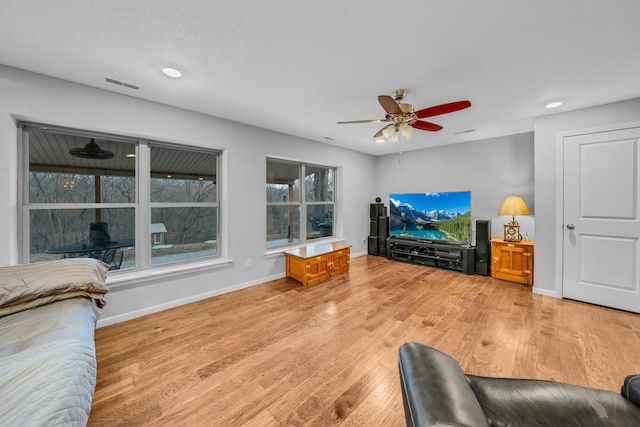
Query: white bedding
0,297,100,427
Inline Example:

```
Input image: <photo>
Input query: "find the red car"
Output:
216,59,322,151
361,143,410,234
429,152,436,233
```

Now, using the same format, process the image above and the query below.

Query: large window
266,158,335,248
19,123,219,271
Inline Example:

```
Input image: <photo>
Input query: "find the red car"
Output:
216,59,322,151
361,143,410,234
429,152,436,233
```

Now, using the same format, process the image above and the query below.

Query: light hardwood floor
88,255,640,426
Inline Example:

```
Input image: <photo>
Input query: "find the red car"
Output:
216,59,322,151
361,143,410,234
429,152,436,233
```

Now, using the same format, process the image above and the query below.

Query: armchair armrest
622,374,640,407
398,342,489,427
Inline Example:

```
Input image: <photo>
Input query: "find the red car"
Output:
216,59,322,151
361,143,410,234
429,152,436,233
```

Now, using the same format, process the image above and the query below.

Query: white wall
6,64,638,324
0,65,378,325
375,132,535,244
533,97,640,296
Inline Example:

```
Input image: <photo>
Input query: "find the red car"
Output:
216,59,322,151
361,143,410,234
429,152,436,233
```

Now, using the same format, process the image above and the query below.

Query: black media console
386,235,475,275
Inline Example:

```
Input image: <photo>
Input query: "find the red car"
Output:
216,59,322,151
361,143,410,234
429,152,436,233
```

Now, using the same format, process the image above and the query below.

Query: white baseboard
96,272,286,328
532,286,559,298
351,250,368,258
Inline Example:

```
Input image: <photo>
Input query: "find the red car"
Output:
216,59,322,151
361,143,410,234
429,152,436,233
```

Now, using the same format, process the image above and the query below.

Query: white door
563,126,640,313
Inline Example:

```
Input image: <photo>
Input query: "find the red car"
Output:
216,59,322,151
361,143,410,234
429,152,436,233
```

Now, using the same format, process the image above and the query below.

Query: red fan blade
411,120,443,132
415,100,471,118
378,95,402,115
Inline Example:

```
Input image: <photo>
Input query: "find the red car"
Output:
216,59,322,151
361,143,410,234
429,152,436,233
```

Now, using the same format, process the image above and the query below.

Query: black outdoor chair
101,249,124,271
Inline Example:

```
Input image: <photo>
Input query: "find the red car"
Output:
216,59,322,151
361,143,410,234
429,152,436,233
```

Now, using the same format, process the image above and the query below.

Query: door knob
566,224,575,230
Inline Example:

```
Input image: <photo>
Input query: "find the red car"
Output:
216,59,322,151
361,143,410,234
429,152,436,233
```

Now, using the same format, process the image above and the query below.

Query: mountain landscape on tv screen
389,192,471,242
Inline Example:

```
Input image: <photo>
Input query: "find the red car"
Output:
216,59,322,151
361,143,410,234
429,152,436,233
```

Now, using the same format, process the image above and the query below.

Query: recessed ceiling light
162,67,182,78
545,100,564,109
375,138,385,144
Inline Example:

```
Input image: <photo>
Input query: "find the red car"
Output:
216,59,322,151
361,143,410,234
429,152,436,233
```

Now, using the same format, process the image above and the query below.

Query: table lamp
498,196,531,241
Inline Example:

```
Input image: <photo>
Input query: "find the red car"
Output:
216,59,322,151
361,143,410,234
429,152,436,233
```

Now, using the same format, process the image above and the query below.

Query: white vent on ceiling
105,77,140,90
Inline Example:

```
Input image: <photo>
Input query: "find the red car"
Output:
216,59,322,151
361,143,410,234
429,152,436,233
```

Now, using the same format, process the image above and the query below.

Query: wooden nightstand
491,238,534,285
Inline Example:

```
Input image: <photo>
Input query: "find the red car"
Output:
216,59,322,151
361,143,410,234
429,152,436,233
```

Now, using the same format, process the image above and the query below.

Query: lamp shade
499,196,531,216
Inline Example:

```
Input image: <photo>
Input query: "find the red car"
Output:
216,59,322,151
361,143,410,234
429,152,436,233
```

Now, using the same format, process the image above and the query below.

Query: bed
0,258,109,427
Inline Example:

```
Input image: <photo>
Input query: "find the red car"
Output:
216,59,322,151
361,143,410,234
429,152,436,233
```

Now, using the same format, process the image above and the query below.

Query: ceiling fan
69,138,115,160
337,89,471,142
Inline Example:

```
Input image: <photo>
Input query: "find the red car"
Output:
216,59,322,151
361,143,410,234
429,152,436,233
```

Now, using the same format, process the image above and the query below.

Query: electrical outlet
245,258,252,268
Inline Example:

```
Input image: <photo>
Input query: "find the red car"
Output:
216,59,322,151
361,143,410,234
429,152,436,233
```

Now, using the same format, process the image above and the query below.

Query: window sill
105,257,233,288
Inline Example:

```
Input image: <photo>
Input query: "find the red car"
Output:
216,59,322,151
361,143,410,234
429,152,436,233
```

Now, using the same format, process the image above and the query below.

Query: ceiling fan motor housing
399,103,414,114
392,89,407,101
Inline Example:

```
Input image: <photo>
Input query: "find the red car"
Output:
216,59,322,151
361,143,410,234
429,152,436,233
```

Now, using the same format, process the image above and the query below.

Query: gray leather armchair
398,342,640,427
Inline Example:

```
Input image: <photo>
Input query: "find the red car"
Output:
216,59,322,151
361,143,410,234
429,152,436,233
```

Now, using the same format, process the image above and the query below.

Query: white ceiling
2,1,640,156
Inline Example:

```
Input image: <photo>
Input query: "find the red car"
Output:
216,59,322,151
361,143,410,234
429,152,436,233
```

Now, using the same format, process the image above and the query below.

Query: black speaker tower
368,236,379,256
370,203,385,220
368,202,389,257
377,216,389,257
475,219,491,276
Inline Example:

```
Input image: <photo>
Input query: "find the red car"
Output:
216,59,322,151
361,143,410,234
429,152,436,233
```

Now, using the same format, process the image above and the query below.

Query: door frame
554,120,640,299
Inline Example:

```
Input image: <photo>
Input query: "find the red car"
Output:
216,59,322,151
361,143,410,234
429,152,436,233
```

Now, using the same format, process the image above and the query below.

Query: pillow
0,258,109,317
0,290,107,318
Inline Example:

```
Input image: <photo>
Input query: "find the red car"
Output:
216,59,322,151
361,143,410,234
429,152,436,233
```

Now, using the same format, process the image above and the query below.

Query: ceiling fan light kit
382,125,399,142
338,89,471,142
399,122,415,138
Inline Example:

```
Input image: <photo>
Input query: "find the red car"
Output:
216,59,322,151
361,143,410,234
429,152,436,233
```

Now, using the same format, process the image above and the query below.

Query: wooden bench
285,242,351,286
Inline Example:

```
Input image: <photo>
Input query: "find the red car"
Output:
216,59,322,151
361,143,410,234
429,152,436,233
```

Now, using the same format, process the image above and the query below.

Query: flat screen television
389,191,471,243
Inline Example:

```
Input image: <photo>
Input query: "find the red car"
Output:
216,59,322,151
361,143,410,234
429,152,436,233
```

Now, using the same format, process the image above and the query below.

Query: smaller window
266,158,335,248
